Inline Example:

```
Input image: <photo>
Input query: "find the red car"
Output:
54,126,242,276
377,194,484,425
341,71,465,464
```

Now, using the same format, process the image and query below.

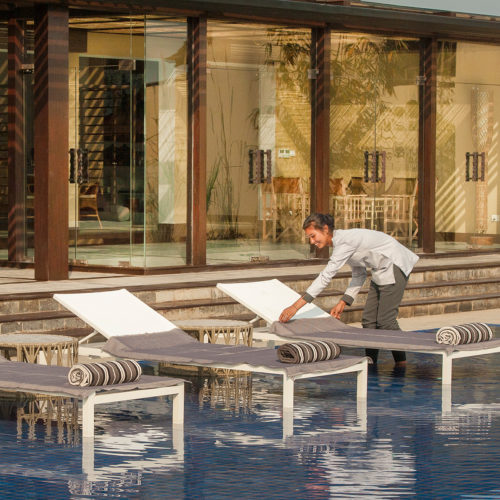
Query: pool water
1,330,500,499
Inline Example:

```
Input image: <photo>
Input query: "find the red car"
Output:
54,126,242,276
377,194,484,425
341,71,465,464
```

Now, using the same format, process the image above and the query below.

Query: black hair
302,213,334,233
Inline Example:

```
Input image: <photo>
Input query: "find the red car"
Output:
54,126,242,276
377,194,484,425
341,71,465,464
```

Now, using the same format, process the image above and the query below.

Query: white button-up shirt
305,228,419,304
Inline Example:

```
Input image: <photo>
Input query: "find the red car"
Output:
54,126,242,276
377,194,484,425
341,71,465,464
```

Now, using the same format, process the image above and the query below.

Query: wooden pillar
418,38,437,253
311,27,331,258
186,16,207,266
7,17,26,262
34,5,69,280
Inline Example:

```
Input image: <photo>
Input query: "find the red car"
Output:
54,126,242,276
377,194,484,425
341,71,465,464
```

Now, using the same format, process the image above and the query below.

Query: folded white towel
436,323,493,345
68,359,142,386
277,340,341,364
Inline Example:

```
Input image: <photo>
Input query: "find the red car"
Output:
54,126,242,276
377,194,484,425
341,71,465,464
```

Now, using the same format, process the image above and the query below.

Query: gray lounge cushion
0,353,183,398
271,317,500,354
103,330,365,377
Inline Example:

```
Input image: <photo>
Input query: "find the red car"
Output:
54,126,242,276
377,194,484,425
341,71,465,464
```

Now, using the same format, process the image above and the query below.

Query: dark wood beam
64,1,500,43
186,16,207,265
418,38,437,253
7,18,26,263
33,5,69,280
5,0,500,43
311,27,331,258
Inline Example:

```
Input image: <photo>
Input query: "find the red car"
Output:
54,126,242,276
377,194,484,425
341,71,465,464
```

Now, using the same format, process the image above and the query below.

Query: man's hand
330,300,346,319
279,305,298,323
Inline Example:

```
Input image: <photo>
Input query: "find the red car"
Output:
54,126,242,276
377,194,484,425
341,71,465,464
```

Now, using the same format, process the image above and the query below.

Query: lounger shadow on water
216,279,500,411
54,289,369,437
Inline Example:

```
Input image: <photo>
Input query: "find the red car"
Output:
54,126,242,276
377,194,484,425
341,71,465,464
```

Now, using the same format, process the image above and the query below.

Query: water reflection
16,395,79,446
0,392,184,498
161,366,366,438
0,353,499,498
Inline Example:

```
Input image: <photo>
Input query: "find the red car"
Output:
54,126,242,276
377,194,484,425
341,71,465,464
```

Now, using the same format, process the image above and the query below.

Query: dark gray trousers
361,265,408,363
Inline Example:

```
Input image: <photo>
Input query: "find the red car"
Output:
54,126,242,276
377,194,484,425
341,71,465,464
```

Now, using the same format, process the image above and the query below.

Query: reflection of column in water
435,402,495,437
16,395,79,445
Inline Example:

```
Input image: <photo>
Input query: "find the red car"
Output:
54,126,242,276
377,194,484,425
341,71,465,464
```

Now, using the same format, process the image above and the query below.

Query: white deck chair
0,354,184,441
54,289,368,437
216,279,500,402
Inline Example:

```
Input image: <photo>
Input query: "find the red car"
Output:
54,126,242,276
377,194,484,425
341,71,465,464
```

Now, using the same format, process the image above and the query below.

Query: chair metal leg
81,392,96,439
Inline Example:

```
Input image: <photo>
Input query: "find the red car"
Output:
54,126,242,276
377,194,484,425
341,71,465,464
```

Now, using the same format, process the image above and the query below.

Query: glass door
330,34,419,248
69,57,141,267
370,39,419,247
436,41,500,252
68,14,145,268
143,16,188,267
206,21,312,265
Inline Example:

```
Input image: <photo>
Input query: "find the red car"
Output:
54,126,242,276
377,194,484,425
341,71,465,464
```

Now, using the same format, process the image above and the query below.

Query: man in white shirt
279,213,419,366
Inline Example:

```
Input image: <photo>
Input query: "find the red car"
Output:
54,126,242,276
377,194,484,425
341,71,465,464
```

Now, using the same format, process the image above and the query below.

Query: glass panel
436,41,500,251
68,14,188,268
68,15,145,267
206,22,311,264
0,23,33,262
330,34,419,249
143,17,187,267
0,30,9,259
0,26,8,260
23,28,35,262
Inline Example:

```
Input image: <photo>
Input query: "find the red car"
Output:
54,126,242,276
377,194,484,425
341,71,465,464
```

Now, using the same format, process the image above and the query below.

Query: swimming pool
1,330,500,499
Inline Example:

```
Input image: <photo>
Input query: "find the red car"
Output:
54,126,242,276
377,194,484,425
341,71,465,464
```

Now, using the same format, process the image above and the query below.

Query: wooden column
34,5,69,280
7,17,26,262
186,16,207,266
418,38,437,253
311,27,331,258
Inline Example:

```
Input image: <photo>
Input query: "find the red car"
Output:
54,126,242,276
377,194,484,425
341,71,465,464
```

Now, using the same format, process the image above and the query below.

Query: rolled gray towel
68,359,142,386
436,323,493,345
277,340,341,364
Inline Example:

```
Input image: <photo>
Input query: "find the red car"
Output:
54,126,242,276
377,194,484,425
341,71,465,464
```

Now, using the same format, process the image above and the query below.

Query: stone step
0,284,498,334
155,290,500,323
0,259,497,309
0,259,498,334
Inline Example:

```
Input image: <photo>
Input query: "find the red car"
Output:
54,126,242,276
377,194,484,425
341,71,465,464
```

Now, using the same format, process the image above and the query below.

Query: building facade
1,1,500,279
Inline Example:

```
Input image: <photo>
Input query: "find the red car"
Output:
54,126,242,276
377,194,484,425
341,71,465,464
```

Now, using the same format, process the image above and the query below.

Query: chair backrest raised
217,279,329,324
54,289,178,338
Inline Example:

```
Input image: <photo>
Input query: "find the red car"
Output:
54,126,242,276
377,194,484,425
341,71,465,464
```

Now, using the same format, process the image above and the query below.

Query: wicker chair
382,177,418,243
261,177,308,242
79,184,102,228
329,178,367,229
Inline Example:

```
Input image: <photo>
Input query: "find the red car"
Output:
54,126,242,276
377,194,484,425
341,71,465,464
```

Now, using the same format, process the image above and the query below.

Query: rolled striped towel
277,340,341,364
68,359,142,387
435,323,493,345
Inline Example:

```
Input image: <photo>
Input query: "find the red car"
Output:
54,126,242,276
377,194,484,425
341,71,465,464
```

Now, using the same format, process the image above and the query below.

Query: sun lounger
53,289,368,436
216,279,500,386
0,354,184,439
